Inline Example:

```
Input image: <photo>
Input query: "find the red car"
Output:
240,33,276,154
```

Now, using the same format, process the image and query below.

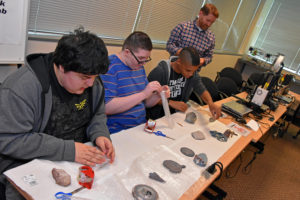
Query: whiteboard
0,0,30,64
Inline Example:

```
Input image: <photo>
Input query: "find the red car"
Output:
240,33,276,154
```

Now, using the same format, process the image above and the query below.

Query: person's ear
175,58,181,65
124,49,130,54
199,10,204,17
58,65,65,73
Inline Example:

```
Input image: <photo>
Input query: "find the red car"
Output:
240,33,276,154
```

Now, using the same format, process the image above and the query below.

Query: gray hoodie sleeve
86,78,111,143
0,68,75,163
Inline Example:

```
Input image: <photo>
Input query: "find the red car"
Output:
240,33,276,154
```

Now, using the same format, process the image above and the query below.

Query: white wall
26,39,241,81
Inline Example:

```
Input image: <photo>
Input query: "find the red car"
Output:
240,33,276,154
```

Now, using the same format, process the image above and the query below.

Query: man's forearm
145,93,161,108
105,92,147,115
200,90,214,106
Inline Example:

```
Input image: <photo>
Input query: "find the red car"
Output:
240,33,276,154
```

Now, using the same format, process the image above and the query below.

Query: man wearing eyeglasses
100,31,169,134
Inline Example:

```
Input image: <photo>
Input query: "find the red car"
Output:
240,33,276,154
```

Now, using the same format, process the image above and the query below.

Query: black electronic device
265,98,279,111
236,117,246,124
222,100,253,118
232,94,268,114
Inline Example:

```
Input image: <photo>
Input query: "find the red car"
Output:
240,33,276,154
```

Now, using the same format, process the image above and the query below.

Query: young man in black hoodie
147,47,221,120
0,29,115,199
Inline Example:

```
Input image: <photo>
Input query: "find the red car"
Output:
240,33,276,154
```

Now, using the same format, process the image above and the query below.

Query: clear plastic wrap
117,145,208,200
160,90,174,129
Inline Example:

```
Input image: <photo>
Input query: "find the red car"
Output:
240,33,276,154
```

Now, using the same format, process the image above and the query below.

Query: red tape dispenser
144,119,156,133
78,166,94,189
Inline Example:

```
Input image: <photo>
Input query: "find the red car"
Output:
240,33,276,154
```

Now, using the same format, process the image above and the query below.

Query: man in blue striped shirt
100,32,169,134
167,4,219,67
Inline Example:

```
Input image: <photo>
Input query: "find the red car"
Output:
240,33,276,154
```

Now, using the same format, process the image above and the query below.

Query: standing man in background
167,3,219,68
100,31,170,134
0,29,115,200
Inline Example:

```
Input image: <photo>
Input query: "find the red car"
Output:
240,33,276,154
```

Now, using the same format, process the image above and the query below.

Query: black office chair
189,77,226,106
247,72,266,87
280,102,300,138
201,77,226,102
282,74,295,86
215,67,246,91
216,77,239,97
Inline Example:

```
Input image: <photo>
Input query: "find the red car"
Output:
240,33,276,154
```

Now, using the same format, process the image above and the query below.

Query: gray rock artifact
149,172,166,183
209,130,227,142
209,117,215,122
191,130,205,140
52,168,71,186
193,153,208,167
163,160,186,173
180,147,195,157
132,184,158,200
185,112,197,124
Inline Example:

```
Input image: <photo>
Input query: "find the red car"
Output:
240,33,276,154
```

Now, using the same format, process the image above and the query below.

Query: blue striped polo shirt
100,54,148,134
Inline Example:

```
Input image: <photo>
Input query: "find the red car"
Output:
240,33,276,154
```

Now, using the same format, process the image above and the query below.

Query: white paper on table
117,145,205,200
227,122,251,136
4,159,82,200
4,111,242,200
247,119,260,131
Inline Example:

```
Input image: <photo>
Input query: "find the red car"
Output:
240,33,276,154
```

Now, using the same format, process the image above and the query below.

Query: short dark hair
122,31,153,52
179,47,200,66
201,4,219,18
53,29,109,75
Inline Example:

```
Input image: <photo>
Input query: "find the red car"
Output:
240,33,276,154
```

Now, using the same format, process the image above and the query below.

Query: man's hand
161,85,170,98
169,100,188,112
208,103,221,119
75,142,106,166
95,137,115,164
143,81,162,98
200,58,205,66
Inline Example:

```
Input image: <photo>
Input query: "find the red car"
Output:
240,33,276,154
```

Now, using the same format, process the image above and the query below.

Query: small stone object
191,130,205,140
209,117,215,122
52,168,71,186
193,153,208,167
185,112,197,124
209,130,228,142
180,147,195,157
132,184,158,200
163,160,186,173
149,172,166,183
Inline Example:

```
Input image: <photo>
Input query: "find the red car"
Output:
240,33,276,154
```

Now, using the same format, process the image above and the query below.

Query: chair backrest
217,67,243,88
292,104,300,126
201,77,221,101
247,72,266,87
216,77,239,97
282,74,294,86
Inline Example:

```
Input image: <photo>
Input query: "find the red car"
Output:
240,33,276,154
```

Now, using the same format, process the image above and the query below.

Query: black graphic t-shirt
44,64,91,143
168,68,186,101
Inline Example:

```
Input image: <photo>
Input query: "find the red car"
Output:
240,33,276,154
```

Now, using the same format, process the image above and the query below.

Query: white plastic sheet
160,90,174,129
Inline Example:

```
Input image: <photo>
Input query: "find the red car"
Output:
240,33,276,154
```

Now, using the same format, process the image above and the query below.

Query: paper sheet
4,111,241,200
247,119,260,131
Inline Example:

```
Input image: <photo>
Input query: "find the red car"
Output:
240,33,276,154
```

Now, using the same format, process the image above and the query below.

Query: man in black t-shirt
147,47,221,120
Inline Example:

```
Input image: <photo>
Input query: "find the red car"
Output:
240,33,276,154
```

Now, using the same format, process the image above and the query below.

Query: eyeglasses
128,49,152,64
